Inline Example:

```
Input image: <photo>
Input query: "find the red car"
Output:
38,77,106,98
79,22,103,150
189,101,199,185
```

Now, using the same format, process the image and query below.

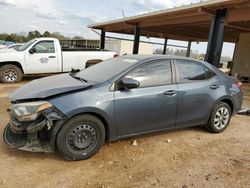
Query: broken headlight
9,101,53,122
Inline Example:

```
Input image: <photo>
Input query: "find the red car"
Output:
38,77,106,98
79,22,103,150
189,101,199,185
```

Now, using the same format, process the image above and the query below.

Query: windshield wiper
69,68,88,82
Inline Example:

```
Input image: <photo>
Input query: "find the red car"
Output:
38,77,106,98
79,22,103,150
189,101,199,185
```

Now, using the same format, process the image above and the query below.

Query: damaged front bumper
3,107,66,153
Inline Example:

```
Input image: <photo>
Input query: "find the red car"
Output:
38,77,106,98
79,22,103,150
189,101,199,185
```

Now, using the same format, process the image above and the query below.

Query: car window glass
205,67,216,79
176,60,206,82
33,41,55,53
125,60,172,88
17,39,36,51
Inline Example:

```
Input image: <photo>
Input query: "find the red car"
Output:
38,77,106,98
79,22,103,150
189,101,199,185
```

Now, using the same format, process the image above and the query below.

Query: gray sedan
3,55,243,160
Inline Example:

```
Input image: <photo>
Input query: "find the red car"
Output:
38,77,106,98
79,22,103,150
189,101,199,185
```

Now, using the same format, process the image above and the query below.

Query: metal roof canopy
89,0,250,43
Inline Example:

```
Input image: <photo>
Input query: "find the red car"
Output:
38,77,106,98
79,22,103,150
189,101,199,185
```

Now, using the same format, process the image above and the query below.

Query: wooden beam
144,26,209,38
198,7,215,15
227,7,250,23
124,21,138,26
141,28,206,41
226,23,250,32
140,14,211,27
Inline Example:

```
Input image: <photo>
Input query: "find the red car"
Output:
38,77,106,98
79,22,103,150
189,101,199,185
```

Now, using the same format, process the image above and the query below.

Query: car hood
10,73,93,102
0,49,16,53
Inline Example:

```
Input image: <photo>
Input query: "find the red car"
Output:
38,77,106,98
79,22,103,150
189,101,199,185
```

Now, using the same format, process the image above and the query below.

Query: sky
0,0,235,57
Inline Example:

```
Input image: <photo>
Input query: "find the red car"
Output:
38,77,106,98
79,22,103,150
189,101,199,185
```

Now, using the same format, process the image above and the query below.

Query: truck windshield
76,57,138,82
17,39,36,51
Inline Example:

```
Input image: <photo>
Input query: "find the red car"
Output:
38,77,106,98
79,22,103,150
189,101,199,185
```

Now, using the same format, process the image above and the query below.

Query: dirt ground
0,77,249,188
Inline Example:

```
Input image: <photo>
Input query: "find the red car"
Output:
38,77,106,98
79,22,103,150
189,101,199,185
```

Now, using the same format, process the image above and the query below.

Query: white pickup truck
0,37,117,83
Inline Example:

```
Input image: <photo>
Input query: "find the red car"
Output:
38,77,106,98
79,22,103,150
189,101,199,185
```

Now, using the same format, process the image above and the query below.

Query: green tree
43,31,51,37
72,36,84,40
6,35,14,41
50,32,65,40
27,30,41,40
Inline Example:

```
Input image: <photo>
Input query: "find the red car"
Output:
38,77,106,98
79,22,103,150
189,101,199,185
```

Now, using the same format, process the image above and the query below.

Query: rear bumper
234,91,244,115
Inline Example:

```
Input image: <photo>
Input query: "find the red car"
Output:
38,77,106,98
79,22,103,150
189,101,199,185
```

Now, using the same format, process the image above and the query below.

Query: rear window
176,60,206,82
205,67,216,79
176,60,216,82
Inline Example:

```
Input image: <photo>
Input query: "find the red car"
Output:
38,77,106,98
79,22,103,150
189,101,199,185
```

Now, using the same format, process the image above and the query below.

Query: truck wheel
206,102,232,133
0,64,23,83
56,114,105,160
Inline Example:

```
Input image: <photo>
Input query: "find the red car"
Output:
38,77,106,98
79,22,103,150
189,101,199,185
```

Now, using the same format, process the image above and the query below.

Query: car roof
121,54,198,62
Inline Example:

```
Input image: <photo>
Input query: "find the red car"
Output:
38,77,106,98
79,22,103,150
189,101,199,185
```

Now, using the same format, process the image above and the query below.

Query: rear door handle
48,56,56,58
164,90,177,96
210,84,219,89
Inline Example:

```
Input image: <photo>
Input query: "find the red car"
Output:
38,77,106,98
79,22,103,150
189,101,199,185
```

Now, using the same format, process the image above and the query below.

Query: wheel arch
0,61,24,73
50,109,116,151
205,96,235,124
220,98,234,114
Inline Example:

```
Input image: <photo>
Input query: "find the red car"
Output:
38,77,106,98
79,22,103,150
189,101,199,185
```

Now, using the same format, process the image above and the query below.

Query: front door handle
48,56,56,58
210,84,219,89
164,90,177,96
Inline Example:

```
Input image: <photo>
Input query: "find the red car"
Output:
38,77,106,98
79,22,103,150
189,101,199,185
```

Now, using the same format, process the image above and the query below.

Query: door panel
25,41,60,74
114,85,178,136
114,59,178,137
176,81,217,126
174,59,219,127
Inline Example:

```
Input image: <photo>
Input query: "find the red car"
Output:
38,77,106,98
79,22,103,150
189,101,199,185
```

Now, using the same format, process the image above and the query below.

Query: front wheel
56,114,105,160
206,102,232,133
0,64,23,83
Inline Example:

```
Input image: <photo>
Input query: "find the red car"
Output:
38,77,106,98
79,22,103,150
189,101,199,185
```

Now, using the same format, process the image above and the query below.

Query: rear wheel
206,102,232,133
56,114,105,160
0,64,23,83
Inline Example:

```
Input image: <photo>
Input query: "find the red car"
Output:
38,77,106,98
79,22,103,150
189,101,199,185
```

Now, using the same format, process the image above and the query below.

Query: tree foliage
0,30,79,42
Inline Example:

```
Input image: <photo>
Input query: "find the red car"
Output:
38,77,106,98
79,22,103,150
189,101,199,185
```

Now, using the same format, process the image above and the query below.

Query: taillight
113,54,119,58
236,81,243,90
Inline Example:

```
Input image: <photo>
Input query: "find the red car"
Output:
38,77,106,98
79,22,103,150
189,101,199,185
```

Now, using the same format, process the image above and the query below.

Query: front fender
49,106,117,151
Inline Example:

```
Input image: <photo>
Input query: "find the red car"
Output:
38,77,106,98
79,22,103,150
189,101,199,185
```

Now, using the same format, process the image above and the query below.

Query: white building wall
105,39,153,55
105,40,121,55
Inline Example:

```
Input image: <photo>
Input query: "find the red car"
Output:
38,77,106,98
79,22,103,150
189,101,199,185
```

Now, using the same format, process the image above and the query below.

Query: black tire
0,64,23,83
56,114,105,160
206,102,232,133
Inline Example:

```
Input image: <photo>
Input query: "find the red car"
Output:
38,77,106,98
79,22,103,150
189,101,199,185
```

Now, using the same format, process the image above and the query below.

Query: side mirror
118,78,140,90
29,47,36,54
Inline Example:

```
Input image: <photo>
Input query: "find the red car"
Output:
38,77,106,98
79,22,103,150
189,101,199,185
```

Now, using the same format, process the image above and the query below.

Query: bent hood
10,73,93,102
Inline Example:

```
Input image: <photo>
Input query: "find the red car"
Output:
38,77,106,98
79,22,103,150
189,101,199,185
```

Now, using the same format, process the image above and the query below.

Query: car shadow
1,126,208,161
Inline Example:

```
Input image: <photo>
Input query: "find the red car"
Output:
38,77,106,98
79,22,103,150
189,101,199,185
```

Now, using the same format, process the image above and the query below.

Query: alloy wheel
214,107,230,129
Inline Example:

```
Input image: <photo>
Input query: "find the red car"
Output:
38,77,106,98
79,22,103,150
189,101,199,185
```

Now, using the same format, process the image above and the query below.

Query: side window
175,60,206,82
205,67,216,79
124,60,172,88
33,41,55,53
